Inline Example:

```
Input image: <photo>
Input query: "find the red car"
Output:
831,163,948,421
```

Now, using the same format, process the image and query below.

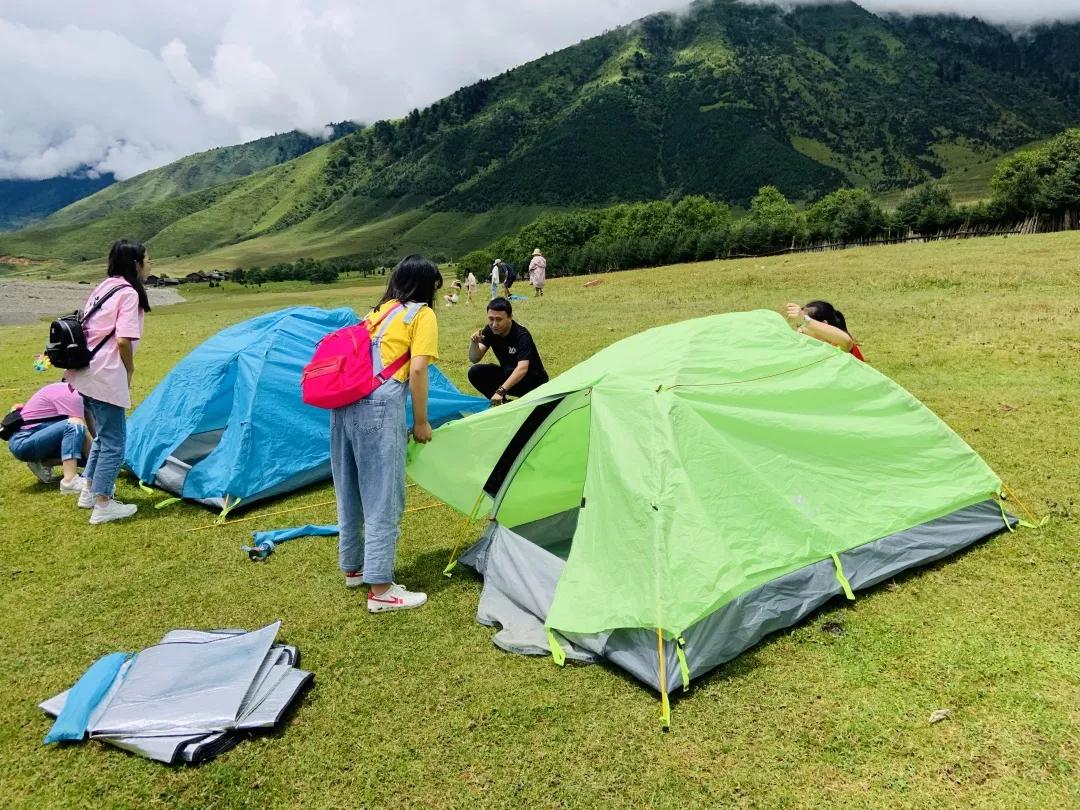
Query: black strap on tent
482,398,562,498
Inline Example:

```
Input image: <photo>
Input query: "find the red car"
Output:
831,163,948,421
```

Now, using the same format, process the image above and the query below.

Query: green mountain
0,172,115,232
3,0,1079,273
0,124,358,235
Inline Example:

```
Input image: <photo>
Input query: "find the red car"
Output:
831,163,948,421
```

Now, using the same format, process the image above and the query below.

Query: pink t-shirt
67,277,144,409
19,382,84,429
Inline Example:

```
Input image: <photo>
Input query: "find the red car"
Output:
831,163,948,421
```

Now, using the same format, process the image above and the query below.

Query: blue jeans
9,420,85,463
82,397,127,498
330,379,407,584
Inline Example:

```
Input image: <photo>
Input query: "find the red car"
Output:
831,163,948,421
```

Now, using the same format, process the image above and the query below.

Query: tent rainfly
125,306,486,512
407,310,1016,723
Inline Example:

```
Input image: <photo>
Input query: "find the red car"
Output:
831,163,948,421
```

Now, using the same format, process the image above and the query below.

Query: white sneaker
367,583,427,613
77,487,95,509
344,570,364,589
89,499,138,525
26,460,56,484
59,475,88,495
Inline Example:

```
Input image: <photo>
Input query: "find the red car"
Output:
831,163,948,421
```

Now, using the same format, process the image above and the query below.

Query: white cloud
1,1,1077,181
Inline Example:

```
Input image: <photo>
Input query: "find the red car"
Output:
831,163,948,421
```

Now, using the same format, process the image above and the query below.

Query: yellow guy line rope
443,492,487,577
1000,482,1041,526
189,497,445,532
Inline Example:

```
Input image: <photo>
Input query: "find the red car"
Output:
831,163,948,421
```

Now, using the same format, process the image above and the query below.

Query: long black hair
107,238,151,312
804,300,850,336
376,254,443,309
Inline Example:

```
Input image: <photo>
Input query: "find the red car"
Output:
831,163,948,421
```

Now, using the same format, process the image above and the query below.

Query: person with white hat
489,260,502,300
528,248,546,297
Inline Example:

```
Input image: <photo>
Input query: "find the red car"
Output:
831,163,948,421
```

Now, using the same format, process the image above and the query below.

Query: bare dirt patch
0,280,185,326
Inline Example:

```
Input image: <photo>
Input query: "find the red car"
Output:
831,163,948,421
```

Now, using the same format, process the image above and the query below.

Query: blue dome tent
125,306,486,511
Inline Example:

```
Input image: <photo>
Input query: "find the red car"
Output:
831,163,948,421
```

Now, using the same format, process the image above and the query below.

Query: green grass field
1,234,1077,808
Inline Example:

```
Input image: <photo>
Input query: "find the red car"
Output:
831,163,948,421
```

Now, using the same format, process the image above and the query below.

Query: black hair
107,238,151,312
486,296,512,317
804,300,850,336
377,254,443,309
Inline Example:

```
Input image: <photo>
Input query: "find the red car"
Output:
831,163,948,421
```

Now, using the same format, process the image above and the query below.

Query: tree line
458,128,1080,277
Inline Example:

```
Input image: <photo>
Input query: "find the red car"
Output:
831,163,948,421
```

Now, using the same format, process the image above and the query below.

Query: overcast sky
1,0,1076,182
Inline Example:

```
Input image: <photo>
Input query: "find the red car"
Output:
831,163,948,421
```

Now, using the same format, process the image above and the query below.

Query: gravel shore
0,280,185,326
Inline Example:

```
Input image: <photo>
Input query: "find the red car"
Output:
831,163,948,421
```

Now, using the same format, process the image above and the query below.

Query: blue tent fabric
126,306,487,507
44,652,131,744
252,525,339,545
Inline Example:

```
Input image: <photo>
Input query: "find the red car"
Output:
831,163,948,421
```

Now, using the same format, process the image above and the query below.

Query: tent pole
657,628,671,731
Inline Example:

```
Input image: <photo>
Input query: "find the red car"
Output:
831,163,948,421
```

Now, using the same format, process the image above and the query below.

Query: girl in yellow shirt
331,255,442,613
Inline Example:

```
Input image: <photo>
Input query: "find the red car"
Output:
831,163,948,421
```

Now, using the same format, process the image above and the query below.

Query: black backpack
45,284,127,370
1,408,64,441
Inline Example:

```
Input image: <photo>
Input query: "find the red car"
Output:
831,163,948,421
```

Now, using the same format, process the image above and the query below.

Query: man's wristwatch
495,387,507,397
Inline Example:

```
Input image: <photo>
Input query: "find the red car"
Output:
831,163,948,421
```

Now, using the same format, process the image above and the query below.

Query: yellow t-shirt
368,301,439,382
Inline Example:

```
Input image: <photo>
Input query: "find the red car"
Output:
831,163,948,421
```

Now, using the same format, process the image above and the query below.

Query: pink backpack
301,302,422,409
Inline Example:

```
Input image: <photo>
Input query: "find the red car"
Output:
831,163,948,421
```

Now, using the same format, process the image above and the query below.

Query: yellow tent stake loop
831,553,856,601
138,482,155,495
546,627,566,667
995,497,1017,532
999,482,1042,526
215,496,242,524
443,492,486,578
154,497,182,510
676,637,690,692
657,628,671,730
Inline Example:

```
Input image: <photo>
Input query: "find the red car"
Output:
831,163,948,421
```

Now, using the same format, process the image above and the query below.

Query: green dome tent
407,311,1013,718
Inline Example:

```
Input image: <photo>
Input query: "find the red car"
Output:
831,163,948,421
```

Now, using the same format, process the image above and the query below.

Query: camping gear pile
40,622,310,765
408,310,1015,723
124,306,486,512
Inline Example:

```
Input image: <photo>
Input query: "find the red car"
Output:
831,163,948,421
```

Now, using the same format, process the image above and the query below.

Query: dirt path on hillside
0,280,185,326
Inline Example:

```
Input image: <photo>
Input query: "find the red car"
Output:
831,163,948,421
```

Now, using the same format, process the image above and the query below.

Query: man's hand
490,392,506,406
411,420,433,444
470,329,484,344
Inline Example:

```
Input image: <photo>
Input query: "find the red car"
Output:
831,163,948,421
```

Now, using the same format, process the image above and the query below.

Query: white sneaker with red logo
344,570,363,589
367,583,427,614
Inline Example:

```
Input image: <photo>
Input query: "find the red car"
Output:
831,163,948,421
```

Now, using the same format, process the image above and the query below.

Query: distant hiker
503,261,517,295
333,255,441,613
490,260,502,299
785,300,865,361
5,380,92,491
528,248,546,296
468,297,549,405
67,239,152,524
444,279,461,306
465,272,478,303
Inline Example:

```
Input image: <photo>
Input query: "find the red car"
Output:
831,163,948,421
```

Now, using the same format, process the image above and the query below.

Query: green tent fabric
407,310,1002,642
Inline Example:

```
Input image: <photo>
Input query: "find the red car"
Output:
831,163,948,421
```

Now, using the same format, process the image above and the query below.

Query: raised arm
785,303,853,352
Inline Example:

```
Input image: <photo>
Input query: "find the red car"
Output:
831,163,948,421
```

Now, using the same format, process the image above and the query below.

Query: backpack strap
81,283,131,359
371,303,426,382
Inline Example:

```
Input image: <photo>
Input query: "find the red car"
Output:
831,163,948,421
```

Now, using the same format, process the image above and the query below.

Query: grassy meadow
0,233,1077,808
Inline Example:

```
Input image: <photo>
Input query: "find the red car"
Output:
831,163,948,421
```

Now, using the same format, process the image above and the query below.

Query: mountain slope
2,0,1078,272
0,173,115,231
0,123,359,233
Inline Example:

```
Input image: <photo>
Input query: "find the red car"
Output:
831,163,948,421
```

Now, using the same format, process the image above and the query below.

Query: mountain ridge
2,0,1078,273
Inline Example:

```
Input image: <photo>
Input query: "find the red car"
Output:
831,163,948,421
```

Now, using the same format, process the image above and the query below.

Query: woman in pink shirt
7,380,92,490
68,239,152,525
528,248,546,297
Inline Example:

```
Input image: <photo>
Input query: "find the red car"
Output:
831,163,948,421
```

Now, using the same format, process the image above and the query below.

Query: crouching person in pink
67,239,152,525
7,381,92,490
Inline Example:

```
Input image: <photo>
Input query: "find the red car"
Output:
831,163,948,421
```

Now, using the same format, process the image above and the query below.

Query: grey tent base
459,499,1015,694
40,627,312,765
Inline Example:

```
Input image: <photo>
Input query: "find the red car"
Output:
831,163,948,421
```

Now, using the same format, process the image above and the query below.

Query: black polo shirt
481,321,548,381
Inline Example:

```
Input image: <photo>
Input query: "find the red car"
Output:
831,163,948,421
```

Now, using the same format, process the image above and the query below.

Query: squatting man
467,297,549,405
